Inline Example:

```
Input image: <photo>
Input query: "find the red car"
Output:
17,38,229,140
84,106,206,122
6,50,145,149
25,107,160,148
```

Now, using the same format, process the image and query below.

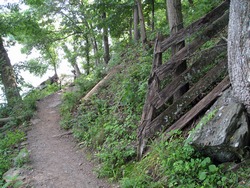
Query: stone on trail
188,88,250,163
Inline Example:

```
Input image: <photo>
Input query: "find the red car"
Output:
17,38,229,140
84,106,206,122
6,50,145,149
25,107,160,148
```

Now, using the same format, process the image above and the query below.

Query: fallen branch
0,116,23,123
81,65,123,102
52,131,73,138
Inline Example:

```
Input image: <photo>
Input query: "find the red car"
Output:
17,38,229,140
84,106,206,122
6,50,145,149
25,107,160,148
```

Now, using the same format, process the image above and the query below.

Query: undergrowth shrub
120,131,238,188
60,42,152,180
0,83,60,186
0,131,25,185
60,72,104,129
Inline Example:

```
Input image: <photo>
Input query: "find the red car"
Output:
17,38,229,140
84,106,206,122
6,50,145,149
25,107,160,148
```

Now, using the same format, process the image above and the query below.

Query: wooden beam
81,65,123,102
138,36,162,159
160,0,229,52
151,42,227,109
144,60,227,138
165,76,230,134
155,10,229,81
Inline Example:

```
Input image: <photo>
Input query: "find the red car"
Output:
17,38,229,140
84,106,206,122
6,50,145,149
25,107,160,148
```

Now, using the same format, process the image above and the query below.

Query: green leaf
208,164,218,172
199,171,207,181
200,157,211,167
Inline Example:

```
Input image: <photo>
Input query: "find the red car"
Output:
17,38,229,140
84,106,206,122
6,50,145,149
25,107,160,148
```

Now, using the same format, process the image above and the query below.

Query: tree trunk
89,23,100,66
167,0,188,99
73,63,81,77
129,17,133,40
92,38,100,66
137,0,147,45
0,37,22,108
85,36,90,75
228,0,250,112
151,0,155,31
81,12,100,66
102,12,110,64
133,1,140,41
167,0,184,58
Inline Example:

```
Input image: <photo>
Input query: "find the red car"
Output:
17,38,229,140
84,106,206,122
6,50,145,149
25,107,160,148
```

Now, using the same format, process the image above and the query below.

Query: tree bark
89,23,100,66
133,1,140,41
151,0,155,31
73,63,81,77
102,12,110,64
167,0,188,98
167,0,184,55
228,0,250,112
137,0,147,45
80,10,100,66
0,37,22,108
85,35,90,75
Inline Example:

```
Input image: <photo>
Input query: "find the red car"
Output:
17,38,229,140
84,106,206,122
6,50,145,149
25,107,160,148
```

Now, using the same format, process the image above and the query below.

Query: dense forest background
1,0,250,187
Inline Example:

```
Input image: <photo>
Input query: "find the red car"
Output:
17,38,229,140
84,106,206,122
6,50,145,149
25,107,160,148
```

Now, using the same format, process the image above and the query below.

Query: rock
188,88,250,163
14,148,29,167
31,118,41,125
3,167,29,187
3,168,20,182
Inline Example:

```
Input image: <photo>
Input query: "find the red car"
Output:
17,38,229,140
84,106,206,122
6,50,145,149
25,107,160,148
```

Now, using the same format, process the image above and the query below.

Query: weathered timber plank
139,37,162,133
144,60,227,138
138,37,162,159
155,10,229,81
165,76,230,135
151,41,227,109
160,0,229,52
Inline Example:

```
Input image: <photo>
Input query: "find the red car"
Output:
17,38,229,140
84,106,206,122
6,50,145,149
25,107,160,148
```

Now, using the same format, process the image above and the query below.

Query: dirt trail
27,91,112,188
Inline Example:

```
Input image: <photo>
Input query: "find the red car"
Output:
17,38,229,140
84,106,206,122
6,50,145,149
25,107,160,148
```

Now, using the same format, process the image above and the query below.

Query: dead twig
52,131,73,138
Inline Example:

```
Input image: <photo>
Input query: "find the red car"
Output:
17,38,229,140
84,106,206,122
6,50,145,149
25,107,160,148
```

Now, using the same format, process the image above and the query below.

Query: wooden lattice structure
137,1,231,159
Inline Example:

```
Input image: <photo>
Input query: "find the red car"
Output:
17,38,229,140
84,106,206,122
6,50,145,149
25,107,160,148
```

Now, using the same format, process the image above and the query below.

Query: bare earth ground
26,91,113,188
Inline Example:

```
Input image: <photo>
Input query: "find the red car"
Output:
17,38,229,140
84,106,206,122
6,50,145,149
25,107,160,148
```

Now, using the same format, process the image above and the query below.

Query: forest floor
25,90,114,188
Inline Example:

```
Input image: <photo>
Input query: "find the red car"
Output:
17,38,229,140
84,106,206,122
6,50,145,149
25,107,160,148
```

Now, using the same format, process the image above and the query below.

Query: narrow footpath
27,91,112,188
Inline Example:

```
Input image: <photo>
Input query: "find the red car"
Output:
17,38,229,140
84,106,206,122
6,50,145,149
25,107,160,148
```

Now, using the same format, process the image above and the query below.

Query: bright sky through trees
0,0,75,103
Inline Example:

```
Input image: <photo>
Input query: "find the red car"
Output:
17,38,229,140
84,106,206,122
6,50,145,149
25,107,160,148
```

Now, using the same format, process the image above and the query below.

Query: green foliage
0,131,25,183
10,83,60,120
60,42,152,180
19,58,49,77
182,0,223,26
0,83,60,186
120,132,237,188
60,72,103,129
2,174,23,188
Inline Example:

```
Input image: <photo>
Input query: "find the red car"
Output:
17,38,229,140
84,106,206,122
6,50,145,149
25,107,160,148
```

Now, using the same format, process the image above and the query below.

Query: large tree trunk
0,37,22,108
228,0,250,112
167,0,188,99
102,12,110,64
133,1,140,41
137,0,147,45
